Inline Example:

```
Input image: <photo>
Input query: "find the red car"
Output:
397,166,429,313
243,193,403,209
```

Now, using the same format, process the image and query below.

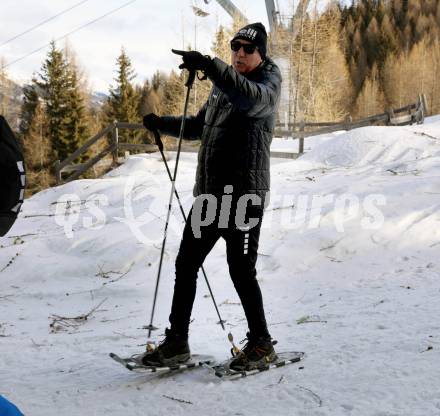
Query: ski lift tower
265,0,310,127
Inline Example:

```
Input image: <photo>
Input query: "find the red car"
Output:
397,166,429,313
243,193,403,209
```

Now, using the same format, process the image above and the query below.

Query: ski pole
152,129,225,331
146,69,196,338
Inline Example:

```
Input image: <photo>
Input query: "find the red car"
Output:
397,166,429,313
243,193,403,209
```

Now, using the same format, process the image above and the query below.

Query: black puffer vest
161,57,282,203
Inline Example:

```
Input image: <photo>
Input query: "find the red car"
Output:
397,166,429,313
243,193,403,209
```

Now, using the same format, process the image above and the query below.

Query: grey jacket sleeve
159,101,207,140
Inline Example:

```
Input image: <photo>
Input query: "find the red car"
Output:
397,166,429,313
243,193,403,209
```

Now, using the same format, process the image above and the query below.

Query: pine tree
19,82,40,138
351,27,368,92
376,0,386,24
430,38,440,114
136,79,160,145
212,25,231,63
339,0,440,112
365,17,380,66
37,42,90,161
64,61,89,158
20,84,53,194
292,3,353,121
38,42,72,161
382,39,432,109
66,45,107,175
161,70,185,116
142,72,167,115
35,42,93,164
354,63,386,117
379,14,399,64
106,48,140,142
137,80,149,116
436,2,440,26
151,70,166,91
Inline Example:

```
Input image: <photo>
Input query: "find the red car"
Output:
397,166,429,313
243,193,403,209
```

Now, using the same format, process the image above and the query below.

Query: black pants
168,197,270,339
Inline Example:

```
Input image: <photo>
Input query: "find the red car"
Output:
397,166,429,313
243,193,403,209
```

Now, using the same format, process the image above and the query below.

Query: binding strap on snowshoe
146,342,156,352
228,332,240,357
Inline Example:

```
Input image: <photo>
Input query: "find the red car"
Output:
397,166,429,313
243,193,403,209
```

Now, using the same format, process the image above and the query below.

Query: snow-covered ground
1,118,440,415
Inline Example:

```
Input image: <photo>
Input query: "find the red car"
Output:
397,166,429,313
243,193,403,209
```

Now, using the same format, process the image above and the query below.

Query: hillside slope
1,118,439,415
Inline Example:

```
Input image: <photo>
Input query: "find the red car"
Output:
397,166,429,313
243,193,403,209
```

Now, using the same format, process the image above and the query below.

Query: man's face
231,39,262,74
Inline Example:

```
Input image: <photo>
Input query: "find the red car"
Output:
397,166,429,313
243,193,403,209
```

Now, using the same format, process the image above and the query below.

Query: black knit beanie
231,22,267,59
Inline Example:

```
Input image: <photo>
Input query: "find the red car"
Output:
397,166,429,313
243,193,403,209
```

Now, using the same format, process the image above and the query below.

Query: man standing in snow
142,22,281,371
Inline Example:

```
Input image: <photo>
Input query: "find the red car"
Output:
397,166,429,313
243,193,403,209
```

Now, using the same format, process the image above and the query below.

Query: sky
0,0,278,92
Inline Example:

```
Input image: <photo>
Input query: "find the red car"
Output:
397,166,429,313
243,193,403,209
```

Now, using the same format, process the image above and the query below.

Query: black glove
143,113,162,132
171,49,211,72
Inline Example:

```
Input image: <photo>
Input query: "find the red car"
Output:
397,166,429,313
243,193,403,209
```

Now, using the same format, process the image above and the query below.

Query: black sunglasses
230,40,258,54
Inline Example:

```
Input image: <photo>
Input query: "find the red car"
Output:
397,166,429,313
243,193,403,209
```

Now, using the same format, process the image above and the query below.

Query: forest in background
0,0,439,193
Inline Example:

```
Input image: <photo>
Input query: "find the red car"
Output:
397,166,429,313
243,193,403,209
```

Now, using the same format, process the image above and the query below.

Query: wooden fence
55,94,428,184
274,93,428,154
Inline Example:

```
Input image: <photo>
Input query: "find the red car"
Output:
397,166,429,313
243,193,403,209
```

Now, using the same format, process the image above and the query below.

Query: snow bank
1,116,439,416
